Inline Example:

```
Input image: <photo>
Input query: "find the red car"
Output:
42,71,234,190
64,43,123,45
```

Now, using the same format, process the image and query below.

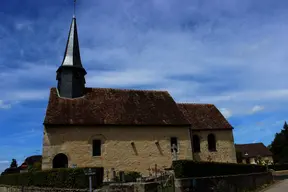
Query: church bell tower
56,15,87,98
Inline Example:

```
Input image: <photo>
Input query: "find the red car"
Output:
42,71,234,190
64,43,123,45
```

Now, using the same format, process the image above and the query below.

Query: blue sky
1,0,288,172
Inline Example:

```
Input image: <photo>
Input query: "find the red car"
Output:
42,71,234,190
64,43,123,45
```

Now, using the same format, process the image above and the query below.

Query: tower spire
60,17,83,68
56,1,87,99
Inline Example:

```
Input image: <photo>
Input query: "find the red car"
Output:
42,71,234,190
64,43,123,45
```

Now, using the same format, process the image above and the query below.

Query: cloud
0,0,288,116
220,108,232,119
0,100,11,109
250,105,265,114
0,160,9,164
15,20,34,32
0,0,288,149
0,160,10,174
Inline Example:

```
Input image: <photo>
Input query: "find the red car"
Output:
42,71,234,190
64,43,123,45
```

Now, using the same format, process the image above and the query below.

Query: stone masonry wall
42,126,193,176
192,130,237,163
0,185,89,192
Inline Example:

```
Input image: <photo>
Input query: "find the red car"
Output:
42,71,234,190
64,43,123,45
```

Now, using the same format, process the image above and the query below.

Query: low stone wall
0,171,273,192
100,182,159,192
0,182,159,192
174,172,273,192
0,185,89,192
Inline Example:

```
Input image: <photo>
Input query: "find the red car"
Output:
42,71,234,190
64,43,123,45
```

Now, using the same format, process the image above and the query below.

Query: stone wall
192,130,237,163
0,171,273,192
0,185,89,192
0,182,159,192
174,172,273,192
42,125,193,176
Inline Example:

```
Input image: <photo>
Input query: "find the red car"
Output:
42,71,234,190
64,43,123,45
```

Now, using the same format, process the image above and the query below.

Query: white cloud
0,160,9,164
0,0,288,117
250,105,265,114
15,20,33,32
0,100,11,109
220,108,232,119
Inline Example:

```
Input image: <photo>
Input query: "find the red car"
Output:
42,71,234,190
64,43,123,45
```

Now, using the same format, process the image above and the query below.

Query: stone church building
41,16,237,176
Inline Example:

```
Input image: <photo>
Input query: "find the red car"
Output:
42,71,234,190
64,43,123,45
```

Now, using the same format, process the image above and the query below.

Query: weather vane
73,0,77,18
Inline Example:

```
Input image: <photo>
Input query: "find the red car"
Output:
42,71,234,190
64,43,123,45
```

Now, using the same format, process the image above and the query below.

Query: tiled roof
235,143,273,158
177,103,233,130
44,88,190,126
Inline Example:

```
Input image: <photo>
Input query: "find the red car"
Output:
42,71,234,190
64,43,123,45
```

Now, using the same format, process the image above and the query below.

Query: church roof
44,88,190,126
177,103,233,130
235,143,272,158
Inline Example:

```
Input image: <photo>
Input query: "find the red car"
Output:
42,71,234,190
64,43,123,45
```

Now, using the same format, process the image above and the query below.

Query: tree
270,121,288,164
10,159,18,168
28,162,42,172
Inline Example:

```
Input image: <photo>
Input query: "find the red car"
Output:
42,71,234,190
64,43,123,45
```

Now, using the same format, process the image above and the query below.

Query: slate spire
61,17,83,68
56,16,87,98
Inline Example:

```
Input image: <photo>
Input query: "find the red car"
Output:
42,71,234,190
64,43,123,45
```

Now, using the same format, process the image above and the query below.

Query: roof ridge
51,87,169,93
235,142,264,145
177,102,215,106
88,87,168,93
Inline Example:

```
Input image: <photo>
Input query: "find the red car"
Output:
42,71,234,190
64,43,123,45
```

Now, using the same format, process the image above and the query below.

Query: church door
52,153,68,168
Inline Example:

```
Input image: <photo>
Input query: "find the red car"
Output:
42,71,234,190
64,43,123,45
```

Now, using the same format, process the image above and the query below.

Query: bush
123,171,141,182
114,171,141,182
268,163,288,171
172,160,267,178
1,168,20,176
0,167,104,189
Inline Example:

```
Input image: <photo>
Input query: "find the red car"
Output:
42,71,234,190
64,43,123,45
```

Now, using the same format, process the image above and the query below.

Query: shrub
172,160,267,178
268,163,288,171
114,171,141,182
123,171,141,182
0,167,104,189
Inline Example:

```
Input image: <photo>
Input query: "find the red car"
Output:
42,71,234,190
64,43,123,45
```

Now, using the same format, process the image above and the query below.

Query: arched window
208,134,216,151
192,135,201,152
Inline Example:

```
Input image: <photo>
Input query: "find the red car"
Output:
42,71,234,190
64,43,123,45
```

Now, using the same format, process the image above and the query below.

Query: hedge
268,163,288,171
172,160,267,178
0,167,103,189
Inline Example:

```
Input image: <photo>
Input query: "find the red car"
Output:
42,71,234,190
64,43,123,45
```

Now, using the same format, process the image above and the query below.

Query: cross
73,0,77,18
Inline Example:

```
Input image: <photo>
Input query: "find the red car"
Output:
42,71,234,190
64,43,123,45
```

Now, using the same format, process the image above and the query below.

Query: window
208,134,216,151
92,140,101,156
192,135,201,152
170,137,178,152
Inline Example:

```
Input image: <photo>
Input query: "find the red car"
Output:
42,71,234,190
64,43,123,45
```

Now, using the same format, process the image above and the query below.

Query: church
41,15,237,176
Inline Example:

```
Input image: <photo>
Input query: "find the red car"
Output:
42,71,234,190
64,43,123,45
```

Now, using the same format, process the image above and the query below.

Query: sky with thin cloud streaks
0,0,288,172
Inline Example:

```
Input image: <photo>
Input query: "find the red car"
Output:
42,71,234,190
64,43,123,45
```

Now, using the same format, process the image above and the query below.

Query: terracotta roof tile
44,88,190,126
177,103,233,130
235,143,273,158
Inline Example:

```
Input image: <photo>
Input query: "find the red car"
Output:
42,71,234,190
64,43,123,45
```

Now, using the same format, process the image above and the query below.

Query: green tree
270,121,288,163
28,162,42,172
10,159,18,168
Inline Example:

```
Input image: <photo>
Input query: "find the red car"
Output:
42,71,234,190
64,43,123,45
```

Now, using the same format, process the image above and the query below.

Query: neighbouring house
235,143,273,165
41,15,237,177
24,155,42,166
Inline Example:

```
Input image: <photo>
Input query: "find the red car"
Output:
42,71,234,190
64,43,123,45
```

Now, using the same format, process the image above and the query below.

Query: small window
92,140,101,156
192,135,201,152
208,134,216,151
170,137,178,152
